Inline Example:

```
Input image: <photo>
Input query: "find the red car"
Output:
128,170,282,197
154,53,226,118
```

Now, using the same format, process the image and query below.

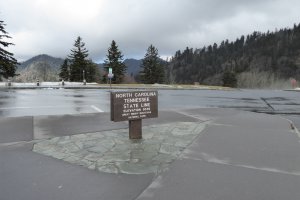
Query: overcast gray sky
1,0,300,62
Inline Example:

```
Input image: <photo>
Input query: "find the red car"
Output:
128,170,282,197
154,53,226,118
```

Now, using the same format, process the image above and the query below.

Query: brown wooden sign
111,91,158,122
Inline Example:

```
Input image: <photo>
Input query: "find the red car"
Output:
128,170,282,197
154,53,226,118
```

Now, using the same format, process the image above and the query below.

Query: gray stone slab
0,116,33,143
136,158,300,200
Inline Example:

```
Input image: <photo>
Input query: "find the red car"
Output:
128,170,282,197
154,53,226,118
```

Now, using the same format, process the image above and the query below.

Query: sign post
129,119,142,139
107,67,114,89
111,91,158,139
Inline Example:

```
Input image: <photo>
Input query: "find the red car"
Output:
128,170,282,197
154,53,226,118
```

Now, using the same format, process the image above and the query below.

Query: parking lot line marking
90,105,104,112
0,105,78,110
0,106,32,110
0,105,101,110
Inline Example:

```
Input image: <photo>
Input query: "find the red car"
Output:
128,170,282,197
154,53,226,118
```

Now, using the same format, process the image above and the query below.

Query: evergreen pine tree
104,40,126,84
85,59,100,82
68,36,89,82
59,59,70,81
0,20,18,80
140,45,165,84
222,71,237,87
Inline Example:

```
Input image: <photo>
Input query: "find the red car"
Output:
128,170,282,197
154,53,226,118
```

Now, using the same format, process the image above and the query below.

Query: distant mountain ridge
14,54,143,82
97,58,142,76
19,54,64,70
15,54,64,82
124,58,142,76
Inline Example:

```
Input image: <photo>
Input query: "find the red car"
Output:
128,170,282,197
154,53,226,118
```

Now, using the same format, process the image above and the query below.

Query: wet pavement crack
261,97,275,111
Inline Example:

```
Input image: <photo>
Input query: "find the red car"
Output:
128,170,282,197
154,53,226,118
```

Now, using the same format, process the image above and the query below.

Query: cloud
1,0,300,62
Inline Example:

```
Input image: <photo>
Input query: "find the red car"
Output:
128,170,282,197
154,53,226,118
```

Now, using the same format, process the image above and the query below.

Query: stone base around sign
33,122,208,174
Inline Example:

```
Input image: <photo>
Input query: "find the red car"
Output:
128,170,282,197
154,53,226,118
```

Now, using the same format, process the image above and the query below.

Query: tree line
167,23,300,87
59,37,165,84
3,15,300,87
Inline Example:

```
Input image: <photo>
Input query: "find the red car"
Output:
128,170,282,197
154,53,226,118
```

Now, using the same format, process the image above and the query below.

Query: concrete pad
136,158,300,200
175,108,242,120
216,111,291,131
183,117,300,172
2,108,300,200
0,116,33,143
0,144,154,200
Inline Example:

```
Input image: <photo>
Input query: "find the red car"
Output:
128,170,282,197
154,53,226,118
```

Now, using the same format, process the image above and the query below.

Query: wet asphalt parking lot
1,88,300,142
0,88,300,117
1,88,300,200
